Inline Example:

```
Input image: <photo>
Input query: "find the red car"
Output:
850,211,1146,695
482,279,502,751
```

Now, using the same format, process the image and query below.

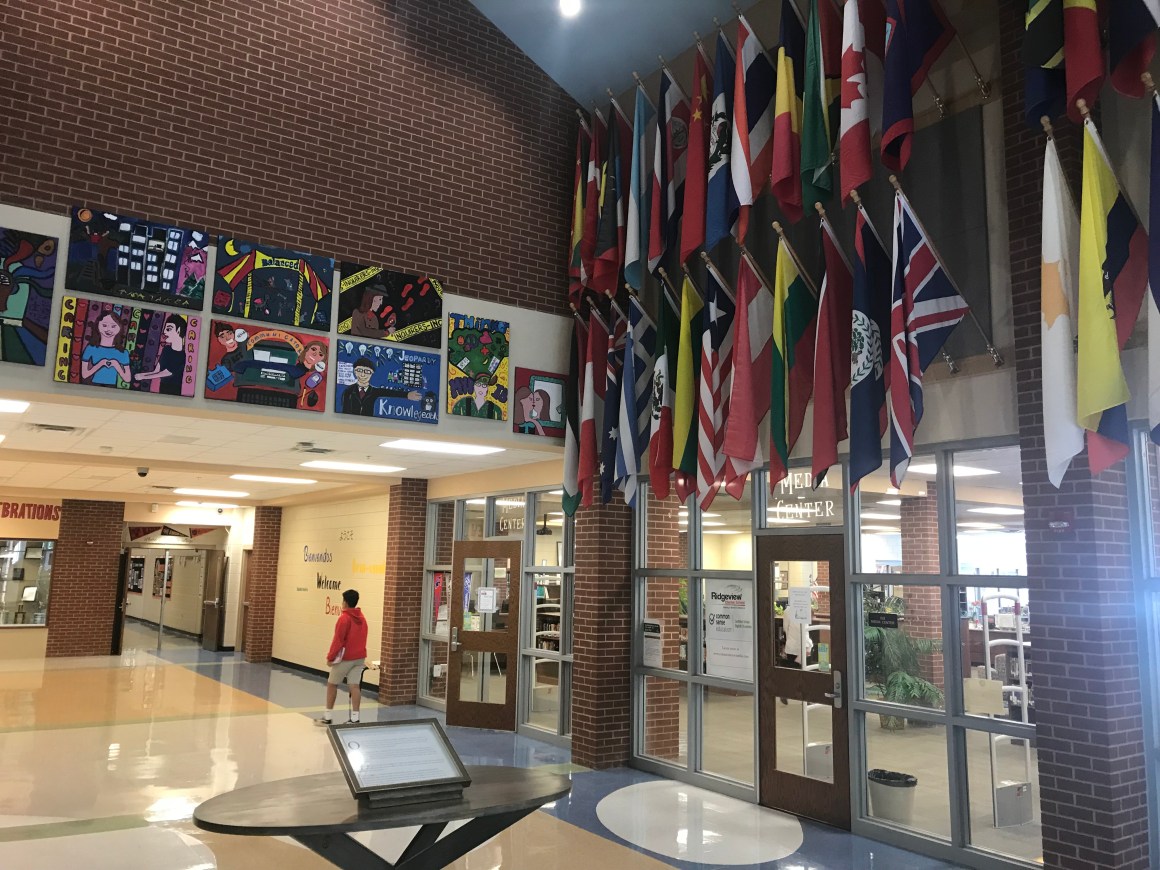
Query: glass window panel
860,584,945,711
645,484,688,569
966,728,1042,862
0,540,53,626
701,578,755,681
526,655,561,733
462,558,512,632
424,640,448,702
459,651,507,703
529,492,564,567
766,468,844,529
954,446,1026,577
642,675,687,767
432,501,455,565
1144,438,1160,577
491,495,526,539
864,716,950,840
858,454,936,574
643,577,687,672
960,587,1032,726
773,697,835,783
704,478,753,570
427,570,450,636
700,687,754,784
531,574,563,655
462,498,486,540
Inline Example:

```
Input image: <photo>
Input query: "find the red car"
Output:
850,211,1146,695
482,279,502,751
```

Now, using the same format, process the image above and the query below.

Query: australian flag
888,191,968,487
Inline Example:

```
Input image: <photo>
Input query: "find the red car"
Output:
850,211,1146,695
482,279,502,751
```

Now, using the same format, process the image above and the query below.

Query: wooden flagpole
657,55,692,103
697,254,738,304
692,31,713,69
815,202,853,272
736,243,778,298
604,289,628,324
623,284,657,329
952,32,991,99
770,221,821,298
605,90,631,127
631,73,658,111
655,266,684,312
574,108,592,138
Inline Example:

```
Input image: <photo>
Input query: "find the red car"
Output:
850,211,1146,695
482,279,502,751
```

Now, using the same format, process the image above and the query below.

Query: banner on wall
446,313,510,420
512,367,565,437
55,296,200,397
334,338,439,424
704,579,754,681
205,319,328,412
213,239,334,331
337,263,443,348
0,226,57,366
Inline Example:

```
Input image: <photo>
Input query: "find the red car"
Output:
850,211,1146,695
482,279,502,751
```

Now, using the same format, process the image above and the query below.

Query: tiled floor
0,622,965,869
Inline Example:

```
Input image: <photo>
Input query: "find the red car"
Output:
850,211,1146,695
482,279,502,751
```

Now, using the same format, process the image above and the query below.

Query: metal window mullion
943,581,970,850
937,450,958,577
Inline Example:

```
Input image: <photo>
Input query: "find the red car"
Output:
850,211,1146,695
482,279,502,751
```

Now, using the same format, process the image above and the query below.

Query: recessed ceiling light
466,498,487,505
958,521,1004,530
494,498,525,507
877,499,902,507
860,511,900,521
176,501,239,510
704,529,741,535
861,524,899,532
560,0,581,17
0,435,6,445
300,460,403,474
548,490,564,495
702,521,726,527
968,507,1024,516
231,474,317,485
173,488,248,498
0,400,29,414
768,518,809,525
380,439,504,456
909,463,999,478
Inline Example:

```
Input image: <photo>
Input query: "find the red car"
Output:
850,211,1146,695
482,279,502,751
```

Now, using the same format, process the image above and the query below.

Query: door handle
824,670,843,709
450,627,460,652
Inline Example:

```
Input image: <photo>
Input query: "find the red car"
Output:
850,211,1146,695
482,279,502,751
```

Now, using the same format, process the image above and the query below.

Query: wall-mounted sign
642,620,663,669
787,587,812,625
476,587,497,614
0,499,62,538
704,580,754,681
868,612,900,629
769,471,842,525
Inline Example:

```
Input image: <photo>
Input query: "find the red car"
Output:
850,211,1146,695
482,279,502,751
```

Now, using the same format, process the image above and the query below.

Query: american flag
696,267,736,509
888,190,968,486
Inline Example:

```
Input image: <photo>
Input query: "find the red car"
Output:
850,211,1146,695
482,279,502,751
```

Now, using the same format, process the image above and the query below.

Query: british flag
888,190,969,486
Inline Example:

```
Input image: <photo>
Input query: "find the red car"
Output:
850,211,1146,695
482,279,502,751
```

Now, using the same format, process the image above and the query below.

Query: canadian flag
840,0,883,205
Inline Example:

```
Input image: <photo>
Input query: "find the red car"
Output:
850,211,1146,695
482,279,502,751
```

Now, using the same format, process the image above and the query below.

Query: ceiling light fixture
231,474,317,485
300,460,403,474
173,488,248,498
908,463,999,478
767,518,809,525
0,400,29,414
702,521,726,527
380,439,504,456
877,499,902,507
958,521,1005,530
861,524,899,532
176,501,239,510
559,0,581,17
860,511,901,521
704,529,741,535
968,506,1025,516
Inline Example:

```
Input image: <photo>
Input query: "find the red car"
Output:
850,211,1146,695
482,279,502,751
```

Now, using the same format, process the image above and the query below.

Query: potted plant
863,589,944,731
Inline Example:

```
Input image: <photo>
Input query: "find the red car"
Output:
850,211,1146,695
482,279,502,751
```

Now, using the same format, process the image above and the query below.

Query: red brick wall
380,478,427,705
243,506,282,663
434,502,456,565
900,485,943,689
999,3,1149,867
572,500,633,769
45,499,126,657
643,489,684,760
0,0,575,315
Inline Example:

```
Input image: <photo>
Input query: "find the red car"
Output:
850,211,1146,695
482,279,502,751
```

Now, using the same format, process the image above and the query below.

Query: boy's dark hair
342,589,359,608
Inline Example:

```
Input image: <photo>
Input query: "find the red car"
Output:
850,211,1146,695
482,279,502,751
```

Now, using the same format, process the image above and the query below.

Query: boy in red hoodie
316,589,369,725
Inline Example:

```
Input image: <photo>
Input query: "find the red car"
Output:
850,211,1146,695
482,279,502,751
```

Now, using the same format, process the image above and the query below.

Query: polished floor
0,622,965,869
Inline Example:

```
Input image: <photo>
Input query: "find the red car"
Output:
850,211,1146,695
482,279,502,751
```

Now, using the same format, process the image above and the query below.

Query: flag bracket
953,33,991,100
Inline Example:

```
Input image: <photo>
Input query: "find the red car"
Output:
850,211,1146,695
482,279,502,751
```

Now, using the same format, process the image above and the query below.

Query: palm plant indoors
862,588,944,731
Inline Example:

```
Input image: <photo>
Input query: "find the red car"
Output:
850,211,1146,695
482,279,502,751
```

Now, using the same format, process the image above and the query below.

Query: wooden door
757,533,850,829
445,540,522,730
201,550,228,652
237,549,251,651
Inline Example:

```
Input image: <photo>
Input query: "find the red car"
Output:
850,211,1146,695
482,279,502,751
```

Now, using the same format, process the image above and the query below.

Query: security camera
137,467,149,478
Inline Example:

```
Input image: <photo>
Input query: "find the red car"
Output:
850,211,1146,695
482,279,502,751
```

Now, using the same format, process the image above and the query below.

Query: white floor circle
596,780,805,865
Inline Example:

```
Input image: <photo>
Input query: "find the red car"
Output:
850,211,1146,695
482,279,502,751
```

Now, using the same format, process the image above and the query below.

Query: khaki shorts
328,657,366,686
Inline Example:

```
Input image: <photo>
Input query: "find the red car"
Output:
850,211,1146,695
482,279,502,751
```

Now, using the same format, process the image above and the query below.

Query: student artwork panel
213,239,334,331
54,296,200,397
334,339,439,424
338,264,443,349
205,319,328,412
0,226,57,366
446,313,509,420
66,207,208,310
512,367,565,438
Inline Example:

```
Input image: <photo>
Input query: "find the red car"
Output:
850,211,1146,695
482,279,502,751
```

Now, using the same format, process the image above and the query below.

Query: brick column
643,488,684,760
45,499,125,657
380,478,427,705
571,499,633,769
243,506,281,663
999,3,1149,867
899,484,944,688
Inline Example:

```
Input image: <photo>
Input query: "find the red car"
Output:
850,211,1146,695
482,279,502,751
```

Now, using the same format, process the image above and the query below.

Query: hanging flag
649,288,681,499
578,309,608,508
696,268,737,509
812,217,855,488
1076,117,1150,474
841,0,873,205
617,296,657,506
861,0,888,136
673,276,704,502
592,106,629,296
568,123,590,308
706,32,740,251
1040,136,1085,487
881,0,956,173
1062,0,1104,123
1025,0,1065,68
848,208,893,492
625,89,656,292
600,309,628,503
1109,1,1160,98
580,111,607,289
888,191,970,487
680,48,713,264
731,16,777,241
772,0,806,223
563,318,587,516
770,236,818,488
801,0,842,210
1151,90,1160,445
649,69,691,273
722,256,774,498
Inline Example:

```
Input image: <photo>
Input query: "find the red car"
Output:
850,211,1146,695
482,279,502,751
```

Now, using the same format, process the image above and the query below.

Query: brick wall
0,0,575,315
380,478,427,705
572,499,633,769
900,484,944,689
999,3,1149,867
643,488,684,760
243,506,282,663
434,502,456,565
45,499,125,657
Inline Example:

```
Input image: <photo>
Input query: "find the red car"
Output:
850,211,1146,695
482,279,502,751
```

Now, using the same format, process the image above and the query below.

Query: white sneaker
314,716,333,727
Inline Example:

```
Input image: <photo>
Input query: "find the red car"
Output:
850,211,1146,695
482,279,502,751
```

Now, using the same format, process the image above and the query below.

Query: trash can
867,769,918,825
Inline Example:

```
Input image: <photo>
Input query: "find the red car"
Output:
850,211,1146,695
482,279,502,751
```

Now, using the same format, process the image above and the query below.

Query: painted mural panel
337,263,443,348
54,296,200,396
66,207,208,310
205,319,328,412
334,338,439,424
512,367,565,438
446,313,509,420
0,226,57,366
213,239,334,331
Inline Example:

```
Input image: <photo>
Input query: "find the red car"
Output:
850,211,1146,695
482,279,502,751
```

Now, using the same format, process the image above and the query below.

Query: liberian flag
696,267,737,509
1109,0,1160,98
600,309,628,503
812,216,854,488
562,318,587,516
722,255,773,498
840,0,872,205
617,296,657,506
649,69,691,273
649,288,681,498
706,31,740,251
578,309,608,508
579,110,607,289
888,191,969,487
731,16,777,241
625,88,655,292
772,0,806,224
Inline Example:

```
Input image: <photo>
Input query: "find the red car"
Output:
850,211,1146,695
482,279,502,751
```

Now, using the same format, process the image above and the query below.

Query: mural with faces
204,319,328,412
511,367,565,438
446,312,509,420
0,226,58,366
334,338,439,424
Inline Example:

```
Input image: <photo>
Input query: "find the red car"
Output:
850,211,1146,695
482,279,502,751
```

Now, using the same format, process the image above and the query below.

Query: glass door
756,533,850,828
446,540,521,730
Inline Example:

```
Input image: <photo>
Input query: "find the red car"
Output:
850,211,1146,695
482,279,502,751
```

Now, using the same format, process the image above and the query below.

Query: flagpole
814,203,853,272
623,283,657,329
698,253,738,304
952,32,991,99
604,289,628,324
732,4,776,66
888,174,1004,367
568,302,586,325
1040,116,1082,212
605,90,631,127
655,266,684,313
692,31,713,69
679,264,708,302
575,108,592,138
1076,99,1148,226
657,55,692,103
631,73,658,111
770,222,821,298
737,243,777,297
849,188,888,250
